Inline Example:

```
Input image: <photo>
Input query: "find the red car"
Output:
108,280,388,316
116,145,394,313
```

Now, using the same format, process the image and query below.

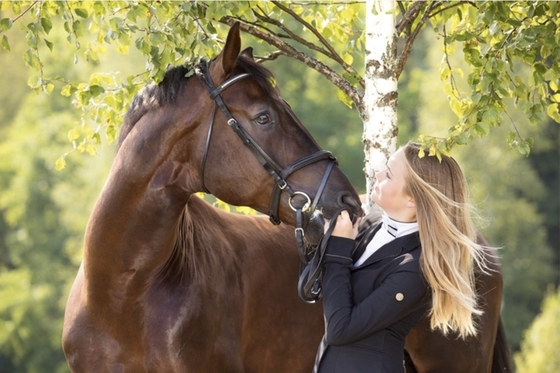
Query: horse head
192,22,362,245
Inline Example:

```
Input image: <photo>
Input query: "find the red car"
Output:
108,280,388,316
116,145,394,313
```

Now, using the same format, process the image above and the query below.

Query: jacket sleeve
321,237,428,346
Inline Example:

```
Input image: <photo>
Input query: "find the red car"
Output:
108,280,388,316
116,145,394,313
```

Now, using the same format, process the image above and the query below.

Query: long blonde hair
402,142,489,338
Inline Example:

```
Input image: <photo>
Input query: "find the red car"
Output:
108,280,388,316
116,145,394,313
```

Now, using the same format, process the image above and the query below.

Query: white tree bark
361,0,398,213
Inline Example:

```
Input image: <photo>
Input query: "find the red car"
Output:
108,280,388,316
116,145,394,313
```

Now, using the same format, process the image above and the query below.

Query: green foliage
0,1,366,167
0,92,89,373
0,22,113,372
514,287,560,373
3,1,558,160
421,1,560,156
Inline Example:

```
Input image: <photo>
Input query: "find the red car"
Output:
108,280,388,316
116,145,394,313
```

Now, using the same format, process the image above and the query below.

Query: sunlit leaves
424,0,560,157
4,0,367,161
5,0,559,161
547,103,560,123
514,288,560,373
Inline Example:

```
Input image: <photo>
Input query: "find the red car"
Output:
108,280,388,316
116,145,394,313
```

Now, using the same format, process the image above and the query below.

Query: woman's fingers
331,211,359,239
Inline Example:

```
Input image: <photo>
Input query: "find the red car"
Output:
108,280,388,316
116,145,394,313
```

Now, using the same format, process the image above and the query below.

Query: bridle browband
194,58,337,255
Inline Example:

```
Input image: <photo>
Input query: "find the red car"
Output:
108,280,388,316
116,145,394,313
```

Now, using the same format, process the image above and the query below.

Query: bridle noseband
194,58,337,257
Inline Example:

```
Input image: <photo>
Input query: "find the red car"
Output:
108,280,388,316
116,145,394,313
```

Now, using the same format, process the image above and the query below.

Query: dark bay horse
62,21,511,373
62,22,361,372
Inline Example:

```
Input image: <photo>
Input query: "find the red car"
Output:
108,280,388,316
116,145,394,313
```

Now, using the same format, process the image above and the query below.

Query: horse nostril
338,192,363,216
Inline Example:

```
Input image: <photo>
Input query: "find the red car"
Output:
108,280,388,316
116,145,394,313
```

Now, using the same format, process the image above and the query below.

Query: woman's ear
406,196,416,209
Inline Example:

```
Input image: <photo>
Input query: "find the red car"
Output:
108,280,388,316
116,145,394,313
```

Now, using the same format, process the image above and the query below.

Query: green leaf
482,107,500,125
0,17,12,31
518,141,531,157
546,103,560,123
43,38,53,51
60,84,75,97
89,85,105,97
72,20,85,38
27,75,40,89
473,121,490,137
40,17,52,34
106,124,117,144
68,129,80,142
544,69,557,81
455,132,468,145
55,156,67,171
74,8,89,19
336,89,353,109
207,21,217,35
44,82,54,94
342,53,354,65
1,35,10,51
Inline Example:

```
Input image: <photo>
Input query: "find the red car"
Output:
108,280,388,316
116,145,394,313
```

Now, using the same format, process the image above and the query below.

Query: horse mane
158,195,242,285
116,55,279,151
116,65,193,150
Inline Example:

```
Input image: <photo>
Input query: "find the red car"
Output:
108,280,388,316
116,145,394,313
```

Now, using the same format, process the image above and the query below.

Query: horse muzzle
302,191,363,246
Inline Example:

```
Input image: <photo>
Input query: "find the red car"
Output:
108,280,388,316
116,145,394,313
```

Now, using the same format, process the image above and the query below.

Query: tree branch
266,1,364,88
428,1,477,18
255,50,286,63
396,2,440,79
396,1,426,37
219,17,363,109
251,5,334,58
271,2,342,63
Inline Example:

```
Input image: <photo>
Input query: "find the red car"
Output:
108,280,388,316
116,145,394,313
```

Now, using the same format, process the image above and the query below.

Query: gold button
395,293,404,301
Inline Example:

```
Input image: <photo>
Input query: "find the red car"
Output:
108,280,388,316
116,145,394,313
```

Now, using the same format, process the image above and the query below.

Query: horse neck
158,196,240,285
83,84,208,279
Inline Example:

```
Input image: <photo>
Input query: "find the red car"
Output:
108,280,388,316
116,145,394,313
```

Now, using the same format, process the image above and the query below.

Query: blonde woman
313,142,490,373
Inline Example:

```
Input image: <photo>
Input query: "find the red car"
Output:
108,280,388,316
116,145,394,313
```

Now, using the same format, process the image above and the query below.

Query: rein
297,207,350,303
194,58,337,261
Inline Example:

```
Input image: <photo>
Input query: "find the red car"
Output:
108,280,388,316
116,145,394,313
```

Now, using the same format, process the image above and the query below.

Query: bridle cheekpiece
194,57,337,266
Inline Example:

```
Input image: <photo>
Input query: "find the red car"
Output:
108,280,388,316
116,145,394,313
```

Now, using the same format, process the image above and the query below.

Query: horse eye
255,113,272,126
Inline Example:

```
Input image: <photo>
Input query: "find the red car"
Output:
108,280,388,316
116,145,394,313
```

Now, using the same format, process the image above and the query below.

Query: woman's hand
324,211,361,240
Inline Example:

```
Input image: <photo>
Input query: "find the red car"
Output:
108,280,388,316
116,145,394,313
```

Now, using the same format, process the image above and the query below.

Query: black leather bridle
194,58,337,258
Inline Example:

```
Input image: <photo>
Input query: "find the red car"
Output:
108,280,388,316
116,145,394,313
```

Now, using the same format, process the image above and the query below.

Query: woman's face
371,148,416,222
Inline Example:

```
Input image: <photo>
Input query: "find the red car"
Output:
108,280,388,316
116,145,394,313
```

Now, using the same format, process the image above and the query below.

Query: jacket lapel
352,223,381,262
353,230,421,269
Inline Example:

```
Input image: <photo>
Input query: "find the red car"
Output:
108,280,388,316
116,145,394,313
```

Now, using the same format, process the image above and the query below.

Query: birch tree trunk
361,0,399,213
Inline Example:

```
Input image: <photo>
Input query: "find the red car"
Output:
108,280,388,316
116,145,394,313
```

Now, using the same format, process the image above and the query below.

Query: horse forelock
234,55,280,101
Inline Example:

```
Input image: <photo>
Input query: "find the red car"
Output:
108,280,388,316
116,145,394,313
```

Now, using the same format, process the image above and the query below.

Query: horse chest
65,278,245,373
139,283,245,372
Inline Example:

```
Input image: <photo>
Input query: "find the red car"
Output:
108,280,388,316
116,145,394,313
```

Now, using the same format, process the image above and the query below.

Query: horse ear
220,22,242,77
240,47,254,60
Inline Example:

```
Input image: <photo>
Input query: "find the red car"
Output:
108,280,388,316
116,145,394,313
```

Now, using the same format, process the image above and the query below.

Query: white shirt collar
354,213,419,267
382,213,418,238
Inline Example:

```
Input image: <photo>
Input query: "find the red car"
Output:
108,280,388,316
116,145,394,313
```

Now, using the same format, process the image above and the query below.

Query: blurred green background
0,12,558,373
